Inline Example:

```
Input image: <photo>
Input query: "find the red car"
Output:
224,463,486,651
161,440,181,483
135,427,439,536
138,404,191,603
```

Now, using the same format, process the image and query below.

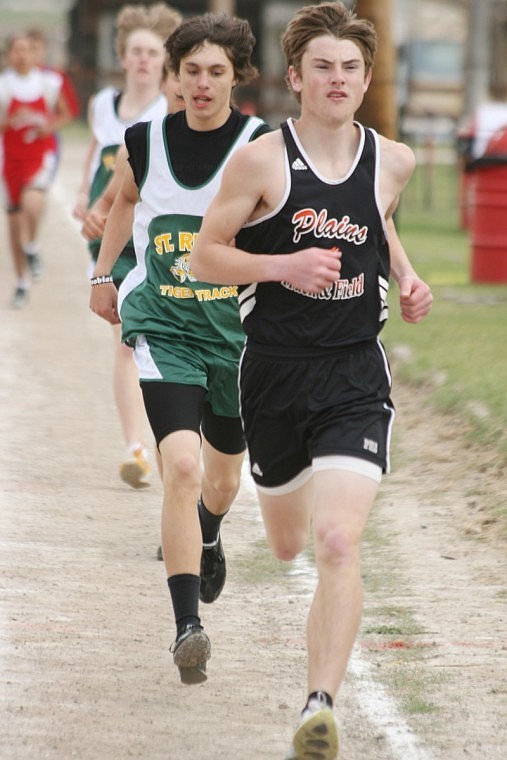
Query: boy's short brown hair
281,1,377,101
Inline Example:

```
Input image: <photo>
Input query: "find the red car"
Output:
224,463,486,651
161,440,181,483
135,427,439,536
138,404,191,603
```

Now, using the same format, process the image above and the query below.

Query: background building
2,0,507,142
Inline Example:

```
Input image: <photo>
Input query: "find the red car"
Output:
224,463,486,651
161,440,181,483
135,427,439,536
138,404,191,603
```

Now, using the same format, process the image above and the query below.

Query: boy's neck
185,105,233,133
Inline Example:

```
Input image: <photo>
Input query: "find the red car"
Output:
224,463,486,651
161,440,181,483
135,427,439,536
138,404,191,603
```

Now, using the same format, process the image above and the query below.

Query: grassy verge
360,517,449,731
385,161,507,459
359,160,507,729
385,160,507,538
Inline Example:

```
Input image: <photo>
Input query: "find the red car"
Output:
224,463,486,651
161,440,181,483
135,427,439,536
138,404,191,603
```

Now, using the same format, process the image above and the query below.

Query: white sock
24,241,40,256
126,442,147,459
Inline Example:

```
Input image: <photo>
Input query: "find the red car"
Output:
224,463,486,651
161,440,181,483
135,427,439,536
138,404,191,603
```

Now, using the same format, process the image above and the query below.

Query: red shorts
3,149,57,210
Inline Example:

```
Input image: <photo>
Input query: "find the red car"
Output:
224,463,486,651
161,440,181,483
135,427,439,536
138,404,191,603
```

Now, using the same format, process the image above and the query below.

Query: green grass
362,604,426,638
385,161,507,457
390,665,445,716
360,525,444,720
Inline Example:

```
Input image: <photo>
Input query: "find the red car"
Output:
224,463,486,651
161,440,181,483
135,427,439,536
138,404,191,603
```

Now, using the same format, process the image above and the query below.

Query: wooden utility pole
355,0,398,139
208,0,236,12
463,0,491,118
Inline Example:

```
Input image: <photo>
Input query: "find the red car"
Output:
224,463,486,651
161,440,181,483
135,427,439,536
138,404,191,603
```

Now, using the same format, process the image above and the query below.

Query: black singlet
236,119,391,354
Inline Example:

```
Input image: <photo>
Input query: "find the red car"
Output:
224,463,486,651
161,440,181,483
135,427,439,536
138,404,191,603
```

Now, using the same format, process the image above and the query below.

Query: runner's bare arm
387,216,433,323
190,142,341,294
82,148,129,241
89,164,138,325
73,96,98,220
73,138,98,220
378,139,432,323
37,89,72,138
81,195,109,241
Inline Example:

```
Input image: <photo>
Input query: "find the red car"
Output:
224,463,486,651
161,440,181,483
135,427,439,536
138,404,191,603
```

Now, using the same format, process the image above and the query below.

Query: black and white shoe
11,287,29,309
199,534,226,604
170,624,210,685
26,252,42,281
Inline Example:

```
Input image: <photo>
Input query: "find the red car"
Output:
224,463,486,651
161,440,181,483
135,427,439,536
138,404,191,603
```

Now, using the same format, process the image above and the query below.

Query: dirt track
0,135,505,759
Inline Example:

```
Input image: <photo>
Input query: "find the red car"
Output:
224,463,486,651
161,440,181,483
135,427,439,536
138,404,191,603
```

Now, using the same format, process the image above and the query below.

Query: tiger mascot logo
170,253,197,284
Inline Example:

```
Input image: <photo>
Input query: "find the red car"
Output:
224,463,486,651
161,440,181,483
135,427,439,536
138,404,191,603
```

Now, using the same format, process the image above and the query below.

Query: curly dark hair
165,12,258,85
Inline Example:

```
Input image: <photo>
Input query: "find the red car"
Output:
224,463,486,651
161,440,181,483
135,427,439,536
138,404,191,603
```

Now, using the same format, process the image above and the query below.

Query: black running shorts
239,339,394,488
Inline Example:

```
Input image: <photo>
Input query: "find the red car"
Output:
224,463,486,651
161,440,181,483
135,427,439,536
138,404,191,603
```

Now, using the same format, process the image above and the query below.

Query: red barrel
471,127,507,283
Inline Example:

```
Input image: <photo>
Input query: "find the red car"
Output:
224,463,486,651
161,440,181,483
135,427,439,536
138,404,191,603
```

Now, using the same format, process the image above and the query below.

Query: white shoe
119,446,151,489
286,693,339,759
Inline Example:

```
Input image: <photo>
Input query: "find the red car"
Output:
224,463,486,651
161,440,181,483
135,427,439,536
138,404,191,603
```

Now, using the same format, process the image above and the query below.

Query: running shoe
119,446,151,489
26,252,42,281
286,693,339,760
199,534,226,603
11,287,29,309
170,624,210,685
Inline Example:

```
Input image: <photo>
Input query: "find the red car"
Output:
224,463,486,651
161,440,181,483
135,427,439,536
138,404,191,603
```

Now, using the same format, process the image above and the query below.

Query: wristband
90,274,114,286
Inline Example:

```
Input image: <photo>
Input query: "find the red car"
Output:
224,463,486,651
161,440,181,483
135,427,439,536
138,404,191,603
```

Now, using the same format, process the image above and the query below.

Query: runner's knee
314,526,359,567
269,530,308,562
165,450,201,486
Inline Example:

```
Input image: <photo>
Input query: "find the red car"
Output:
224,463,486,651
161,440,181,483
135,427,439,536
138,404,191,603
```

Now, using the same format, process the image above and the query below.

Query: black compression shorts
141,381,245,455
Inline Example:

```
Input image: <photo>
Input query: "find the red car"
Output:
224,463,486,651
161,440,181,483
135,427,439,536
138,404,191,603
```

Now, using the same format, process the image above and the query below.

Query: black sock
167,574,201,635
306,691,333,710
198,496,227,544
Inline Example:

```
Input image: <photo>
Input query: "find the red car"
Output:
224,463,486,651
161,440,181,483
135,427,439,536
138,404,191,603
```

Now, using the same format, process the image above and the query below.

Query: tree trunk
355,0,398,139
208,0,236,12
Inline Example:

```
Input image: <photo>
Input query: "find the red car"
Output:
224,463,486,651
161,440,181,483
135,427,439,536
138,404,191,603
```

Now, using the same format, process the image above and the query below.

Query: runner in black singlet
191,3,432,758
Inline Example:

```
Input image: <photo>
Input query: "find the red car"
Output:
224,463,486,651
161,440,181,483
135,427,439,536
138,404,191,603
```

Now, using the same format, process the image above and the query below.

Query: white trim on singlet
379,274,389,323
370,127,390,241
288,117,365,185
238,282,257,320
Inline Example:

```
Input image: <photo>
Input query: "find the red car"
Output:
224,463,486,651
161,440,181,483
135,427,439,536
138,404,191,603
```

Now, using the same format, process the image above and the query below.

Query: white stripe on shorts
132,335,163,380
30,151,58,191
313,455,382,483
254,465,313,496
254,455,382,496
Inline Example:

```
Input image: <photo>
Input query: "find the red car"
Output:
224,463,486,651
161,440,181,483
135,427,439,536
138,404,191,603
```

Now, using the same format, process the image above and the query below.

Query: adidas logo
292,157,308,171
251,462,263,477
